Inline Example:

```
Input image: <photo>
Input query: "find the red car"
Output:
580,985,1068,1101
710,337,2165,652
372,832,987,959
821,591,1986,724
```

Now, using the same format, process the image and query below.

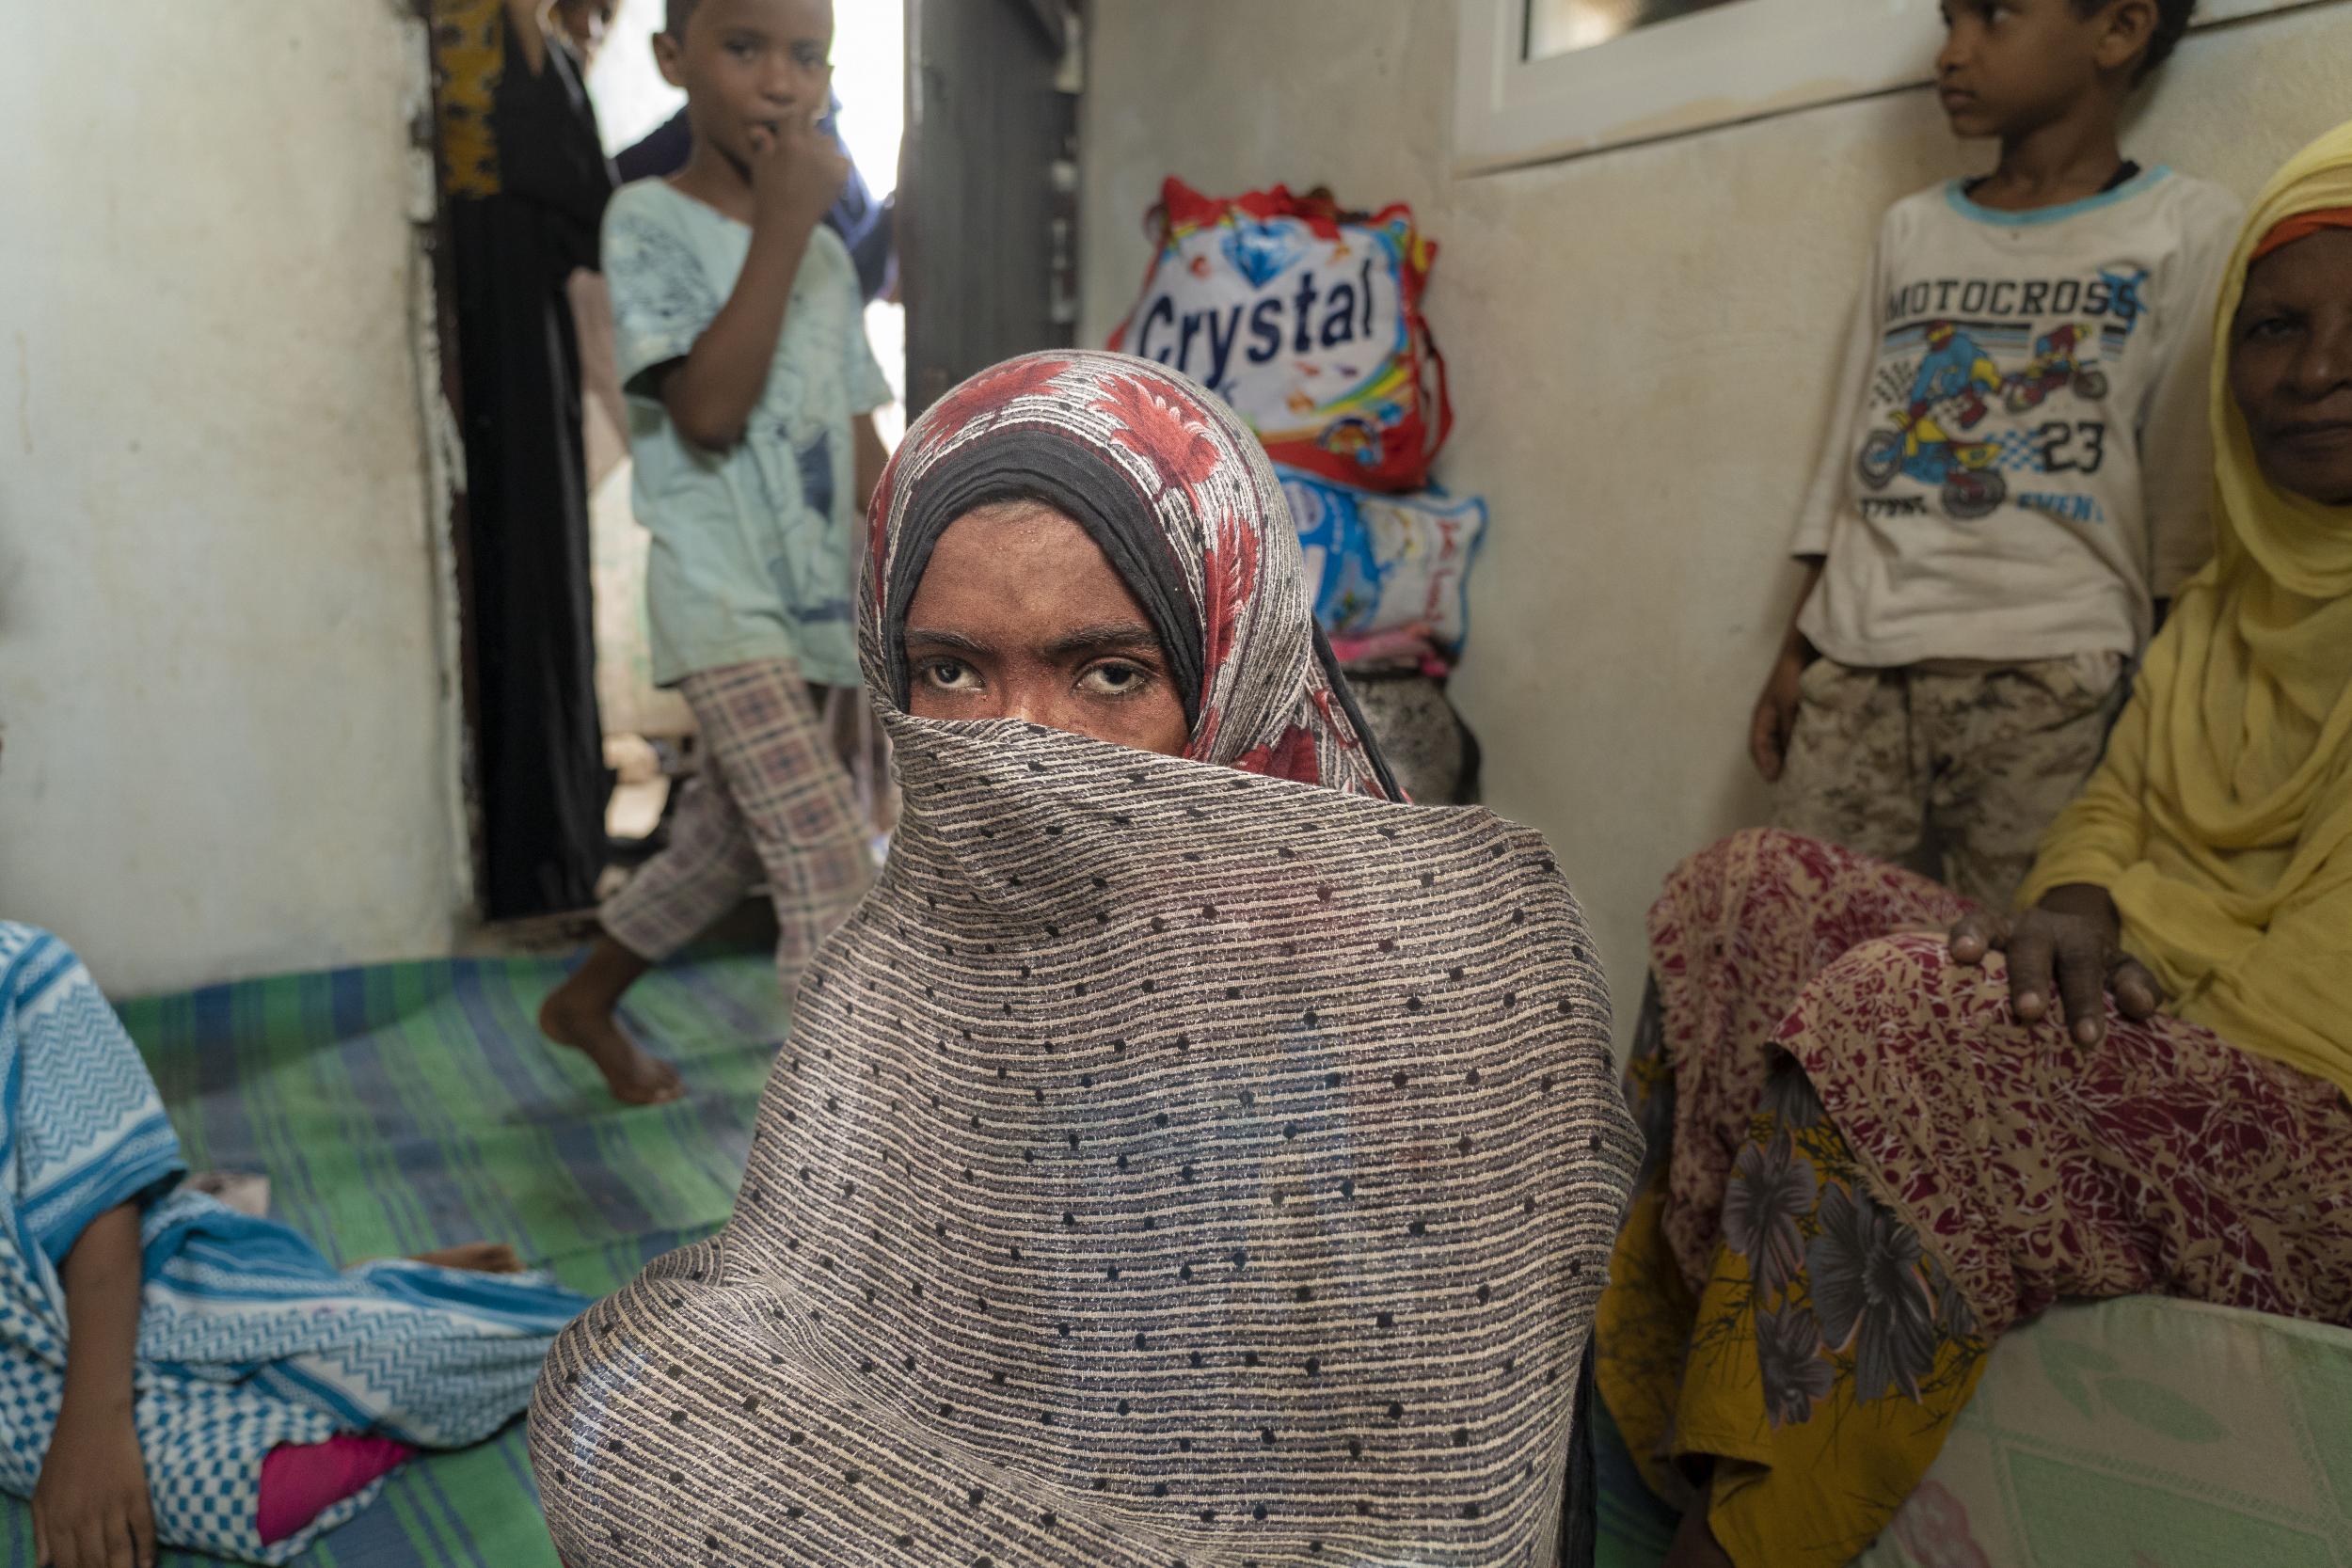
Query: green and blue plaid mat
3,947,786,1568
6,945,1677,1567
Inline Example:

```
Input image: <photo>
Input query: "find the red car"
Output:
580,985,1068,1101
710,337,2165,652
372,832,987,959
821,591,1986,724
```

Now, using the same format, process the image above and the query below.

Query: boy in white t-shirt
1750,0,2240,906
538,0,893,1104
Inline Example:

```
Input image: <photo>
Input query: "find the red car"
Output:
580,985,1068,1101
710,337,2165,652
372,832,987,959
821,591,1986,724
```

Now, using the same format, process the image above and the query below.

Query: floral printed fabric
428,0,503,199
1596,829,2352,1568
1597,1045,1986,1568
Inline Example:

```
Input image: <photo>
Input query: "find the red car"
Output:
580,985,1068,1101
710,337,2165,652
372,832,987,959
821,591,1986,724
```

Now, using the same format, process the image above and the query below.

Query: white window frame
1454,0,2333,176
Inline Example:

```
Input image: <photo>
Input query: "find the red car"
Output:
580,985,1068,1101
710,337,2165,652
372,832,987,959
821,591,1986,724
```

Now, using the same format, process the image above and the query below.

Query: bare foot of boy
409,1243,527,1274
1663,1497,1735,1568
539,988,684,1105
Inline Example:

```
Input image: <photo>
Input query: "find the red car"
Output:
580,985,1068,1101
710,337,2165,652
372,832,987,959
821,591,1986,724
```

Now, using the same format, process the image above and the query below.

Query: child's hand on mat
33,1402,156,1568
748,106,849,236
1949,884,2165,1047
1749,643,1806,782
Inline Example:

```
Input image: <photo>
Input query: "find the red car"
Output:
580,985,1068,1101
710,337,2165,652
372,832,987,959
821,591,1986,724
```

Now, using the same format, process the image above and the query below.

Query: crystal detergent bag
1109,179,1451,492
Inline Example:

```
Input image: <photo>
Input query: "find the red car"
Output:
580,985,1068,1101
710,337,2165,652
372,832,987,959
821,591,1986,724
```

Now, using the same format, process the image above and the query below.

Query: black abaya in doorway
439,6,614,917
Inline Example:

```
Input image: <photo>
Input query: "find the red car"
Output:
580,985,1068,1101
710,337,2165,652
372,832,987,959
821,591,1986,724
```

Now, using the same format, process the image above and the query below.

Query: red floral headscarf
860,351,1399,800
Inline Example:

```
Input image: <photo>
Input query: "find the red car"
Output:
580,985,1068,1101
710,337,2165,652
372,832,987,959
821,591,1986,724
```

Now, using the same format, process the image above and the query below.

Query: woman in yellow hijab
1598,120,2352,1568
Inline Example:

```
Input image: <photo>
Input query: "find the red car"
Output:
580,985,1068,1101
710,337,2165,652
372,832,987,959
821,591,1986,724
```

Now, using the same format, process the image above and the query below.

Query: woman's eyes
2242,312,2302,344
914,657,1156,698
793,45,828,70
1078,661,1152,698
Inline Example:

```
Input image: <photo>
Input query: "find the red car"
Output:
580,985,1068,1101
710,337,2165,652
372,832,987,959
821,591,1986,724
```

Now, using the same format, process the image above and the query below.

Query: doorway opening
425,0,1080,928
580,0,908,889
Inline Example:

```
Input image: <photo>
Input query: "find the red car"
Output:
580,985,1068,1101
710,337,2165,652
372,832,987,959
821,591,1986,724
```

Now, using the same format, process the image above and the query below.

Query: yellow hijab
2025,120,2352,1091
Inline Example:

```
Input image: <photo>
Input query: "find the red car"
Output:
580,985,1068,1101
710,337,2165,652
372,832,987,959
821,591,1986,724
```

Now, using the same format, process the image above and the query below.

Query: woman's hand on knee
1948,884,2163,1045
1947,908,2008,969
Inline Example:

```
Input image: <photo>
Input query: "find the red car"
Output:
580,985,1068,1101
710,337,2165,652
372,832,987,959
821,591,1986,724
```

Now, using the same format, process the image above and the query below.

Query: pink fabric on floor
257,1434,416,1545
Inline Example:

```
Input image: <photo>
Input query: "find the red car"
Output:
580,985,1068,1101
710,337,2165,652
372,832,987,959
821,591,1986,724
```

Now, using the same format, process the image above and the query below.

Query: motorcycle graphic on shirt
2003,323,2110,414
1854,283,2139,525
1856,322,2010,520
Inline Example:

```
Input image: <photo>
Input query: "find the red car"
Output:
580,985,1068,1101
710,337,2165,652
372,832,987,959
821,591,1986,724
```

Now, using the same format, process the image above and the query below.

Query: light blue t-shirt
603,179,893,689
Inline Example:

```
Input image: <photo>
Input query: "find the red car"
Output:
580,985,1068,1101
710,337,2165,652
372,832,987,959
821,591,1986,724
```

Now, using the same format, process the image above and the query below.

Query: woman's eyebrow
1045,622,1163,657
903,627,990,655
2235,293,2302,323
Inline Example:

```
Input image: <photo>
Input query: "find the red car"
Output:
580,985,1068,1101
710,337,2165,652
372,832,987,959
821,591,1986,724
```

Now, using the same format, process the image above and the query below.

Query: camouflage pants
1774,652,2123,909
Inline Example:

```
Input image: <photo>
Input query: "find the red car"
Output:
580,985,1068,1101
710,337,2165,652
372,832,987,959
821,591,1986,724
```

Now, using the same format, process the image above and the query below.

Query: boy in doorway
1748,0,2239,908
541,0,891,1103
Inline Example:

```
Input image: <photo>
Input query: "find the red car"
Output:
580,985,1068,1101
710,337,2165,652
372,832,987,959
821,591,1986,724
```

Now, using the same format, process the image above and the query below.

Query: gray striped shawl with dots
532,712,1641,1567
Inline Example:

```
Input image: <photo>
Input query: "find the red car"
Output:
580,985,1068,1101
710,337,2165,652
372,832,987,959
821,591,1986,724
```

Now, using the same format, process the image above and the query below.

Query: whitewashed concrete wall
0,3,468,995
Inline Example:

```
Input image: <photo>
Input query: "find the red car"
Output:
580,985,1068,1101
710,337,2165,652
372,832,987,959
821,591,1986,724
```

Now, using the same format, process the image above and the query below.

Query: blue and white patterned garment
0,924,588,1563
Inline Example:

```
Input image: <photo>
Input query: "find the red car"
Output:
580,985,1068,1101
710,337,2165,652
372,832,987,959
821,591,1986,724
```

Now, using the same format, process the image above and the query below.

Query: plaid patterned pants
602,659,875,986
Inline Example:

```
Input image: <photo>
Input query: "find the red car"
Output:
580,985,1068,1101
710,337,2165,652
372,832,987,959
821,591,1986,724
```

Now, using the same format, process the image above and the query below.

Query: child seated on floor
539,0,896,1104
1,922,583,1568
1748,0,2240,908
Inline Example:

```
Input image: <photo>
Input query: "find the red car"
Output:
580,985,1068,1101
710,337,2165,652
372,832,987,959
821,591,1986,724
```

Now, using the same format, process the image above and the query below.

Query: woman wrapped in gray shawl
531,350,1639,1566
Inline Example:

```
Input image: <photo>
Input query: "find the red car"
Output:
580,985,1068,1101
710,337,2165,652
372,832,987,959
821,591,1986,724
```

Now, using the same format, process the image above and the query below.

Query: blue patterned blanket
0,925,586,1563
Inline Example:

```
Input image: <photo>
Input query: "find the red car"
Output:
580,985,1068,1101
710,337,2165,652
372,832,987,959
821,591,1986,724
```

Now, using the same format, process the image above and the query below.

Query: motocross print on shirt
1791,167,2242,671
1863,298,2138,525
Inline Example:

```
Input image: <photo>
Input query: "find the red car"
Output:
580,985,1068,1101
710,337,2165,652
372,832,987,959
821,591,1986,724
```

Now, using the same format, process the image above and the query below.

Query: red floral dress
1596,829,2352,1568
